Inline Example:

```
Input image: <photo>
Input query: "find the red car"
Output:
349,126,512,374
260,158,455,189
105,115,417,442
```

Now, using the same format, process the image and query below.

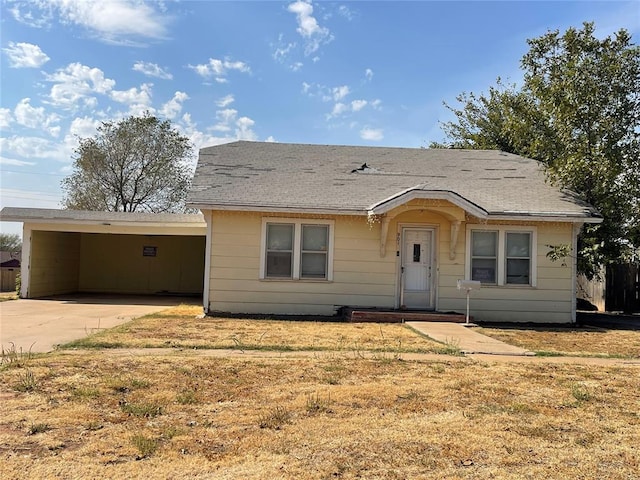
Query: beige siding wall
207,209,576,322
454,221,575,323
208,211,397,315
29,231,80,297
79,234,204,294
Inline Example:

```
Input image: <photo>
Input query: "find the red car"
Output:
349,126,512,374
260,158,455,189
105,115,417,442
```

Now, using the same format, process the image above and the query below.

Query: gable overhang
368,189,487,218
367,188,603,224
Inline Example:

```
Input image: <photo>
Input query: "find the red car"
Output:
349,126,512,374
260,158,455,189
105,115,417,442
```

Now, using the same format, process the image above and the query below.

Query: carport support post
202,209,213,315
20,224,32,298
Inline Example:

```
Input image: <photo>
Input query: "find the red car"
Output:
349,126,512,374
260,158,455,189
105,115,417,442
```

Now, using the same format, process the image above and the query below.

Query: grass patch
0,292,18,302
1,342,35,369
14,369,38,392
130,434,159,458
120,401,164,418
57,307,448,355
28,422,51,435
478,326,640,358
0,351,638,478
259,406,292,430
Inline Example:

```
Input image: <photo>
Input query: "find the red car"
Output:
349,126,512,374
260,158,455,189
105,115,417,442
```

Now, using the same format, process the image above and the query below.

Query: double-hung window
505,232,531,285
262,219,333,281
471,231,498,284
467,226,535,286
265,223,294,278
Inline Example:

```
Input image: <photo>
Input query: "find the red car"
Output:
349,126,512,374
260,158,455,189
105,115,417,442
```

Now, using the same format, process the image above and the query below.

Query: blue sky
1,0,639,235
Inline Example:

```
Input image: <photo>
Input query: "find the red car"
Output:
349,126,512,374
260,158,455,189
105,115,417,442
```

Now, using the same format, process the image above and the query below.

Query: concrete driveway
0,294,201,353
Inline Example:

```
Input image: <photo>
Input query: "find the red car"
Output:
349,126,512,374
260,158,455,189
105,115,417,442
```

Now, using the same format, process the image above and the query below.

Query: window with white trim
261,219,333,280
467,226,536,286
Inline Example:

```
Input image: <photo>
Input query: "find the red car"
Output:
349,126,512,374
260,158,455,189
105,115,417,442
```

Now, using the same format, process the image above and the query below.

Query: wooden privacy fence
0,268,18,292
606,263,640,313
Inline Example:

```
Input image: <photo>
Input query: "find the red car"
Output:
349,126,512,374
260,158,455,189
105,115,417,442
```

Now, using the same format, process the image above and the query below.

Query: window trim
465,224,537,287
260,218,334,281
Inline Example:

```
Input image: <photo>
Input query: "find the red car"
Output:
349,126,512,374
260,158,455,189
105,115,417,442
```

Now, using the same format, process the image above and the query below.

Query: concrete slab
406,321,534,356
0,294,200,353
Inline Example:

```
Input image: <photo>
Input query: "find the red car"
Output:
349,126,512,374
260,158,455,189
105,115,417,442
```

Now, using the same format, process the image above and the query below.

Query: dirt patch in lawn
476,325,640,358
61,305,451,355
1,350,638,479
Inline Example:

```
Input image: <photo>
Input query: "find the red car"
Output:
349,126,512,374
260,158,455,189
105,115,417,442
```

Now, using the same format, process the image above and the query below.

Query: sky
1,0,639,236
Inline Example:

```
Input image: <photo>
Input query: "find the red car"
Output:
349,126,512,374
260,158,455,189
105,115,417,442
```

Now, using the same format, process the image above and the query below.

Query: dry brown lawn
64,305,452,355
2,307,640,478
477,326,640,358
1,348,638,479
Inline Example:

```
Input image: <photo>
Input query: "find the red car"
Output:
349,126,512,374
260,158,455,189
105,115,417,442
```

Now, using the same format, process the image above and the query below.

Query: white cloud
68,116,101,138
160,91,189,119
332,85,350,101
265,136,276,142
287,0,333,55
272,34,297,62
216,94,235,108
236,117,257,141
360,128,384,141
46,63,116,109
14,98,61,136
371,99,382,109
329,103,348,117
110,83,153,106
2,42,50,68
365,68,373,81
290,62,304,72
189,57,251,83
211,108,238,132
0,156,36,166
351,100,367,112
0,135,65,160
132,61,172,80
10,0,170,45
338,5,355,21
0,108,13,129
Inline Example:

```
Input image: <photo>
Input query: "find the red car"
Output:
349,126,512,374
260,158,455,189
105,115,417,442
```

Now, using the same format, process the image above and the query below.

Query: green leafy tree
0,233,21,253
433,23,640,277
62,113,194,213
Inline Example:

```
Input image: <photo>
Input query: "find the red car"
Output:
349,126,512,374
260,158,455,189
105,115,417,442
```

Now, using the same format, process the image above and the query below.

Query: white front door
401,228,434,309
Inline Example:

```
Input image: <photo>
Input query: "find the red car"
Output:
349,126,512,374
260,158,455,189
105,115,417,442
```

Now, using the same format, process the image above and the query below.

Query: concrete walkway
406,321,535,356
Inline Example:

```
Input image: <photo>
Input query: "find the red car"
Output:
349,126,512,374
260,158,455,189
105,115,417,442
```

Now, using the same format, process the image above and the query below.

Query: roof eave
189,203,368,216
488,214,603,224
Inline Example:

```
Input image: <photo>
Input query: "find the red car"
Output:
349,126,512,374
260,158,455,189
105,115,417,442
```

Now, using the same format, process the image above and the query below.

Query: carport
0,207,206,298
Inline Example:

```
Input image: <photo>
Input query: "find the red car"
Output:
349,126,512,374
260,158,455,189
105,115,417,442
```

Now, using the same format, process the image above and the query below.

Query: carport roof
0,207,205,227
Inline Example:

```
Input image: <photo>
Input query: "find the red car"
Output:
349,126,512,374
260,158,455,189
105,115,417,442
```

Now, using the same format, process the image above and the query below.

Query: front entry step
346,309,470,323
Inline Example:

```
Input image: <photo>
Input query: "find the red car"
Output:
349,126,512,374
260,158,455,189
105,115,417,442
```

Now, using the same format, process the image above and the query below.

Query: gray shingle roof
187,141,600,221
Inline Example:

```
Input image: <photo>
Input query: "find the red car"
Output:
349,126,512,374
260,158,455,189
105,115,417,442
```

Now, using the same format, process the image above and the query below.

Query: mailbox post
457,279,481,325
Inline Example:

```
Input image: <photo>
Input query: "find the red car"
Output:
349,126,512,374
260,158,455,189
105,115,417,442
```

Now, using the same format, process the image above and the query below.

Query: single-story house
0,141,601,323
187,141,601,323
